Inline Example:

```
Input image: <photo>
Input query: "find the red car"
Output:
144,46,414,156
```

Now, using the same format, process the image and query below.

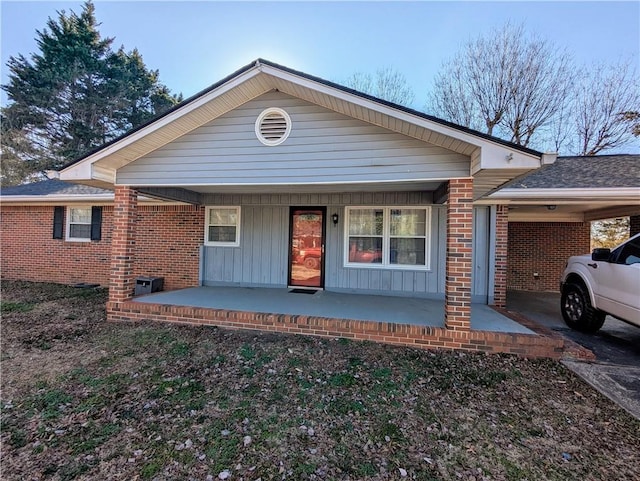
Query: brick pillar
445,178,473,331
492,204,508,308
630,215,640,237
109,186,138,303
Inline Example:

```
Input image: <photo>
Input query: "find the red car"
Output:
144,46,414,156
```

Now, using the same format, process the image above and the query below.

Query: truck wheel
303,257,318,270
561,282,606,333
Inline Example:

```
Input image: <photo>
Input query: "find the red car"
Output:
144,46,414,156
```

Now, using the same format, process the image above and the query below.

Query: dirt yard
1,281,639,480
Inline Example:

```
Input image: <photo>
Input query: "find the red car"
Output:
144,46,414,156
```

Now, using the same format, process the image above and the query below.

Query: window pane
70,208,91,224
348,209,383,236
209,226,236,243
348,237,383,263
390,209,426,236
390,238,426,265
69,224,91,239
209,208,237,225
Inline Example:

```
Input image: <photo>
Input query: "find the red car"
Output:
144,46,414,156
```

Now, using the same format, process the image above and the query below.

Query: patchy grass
1,280,639,480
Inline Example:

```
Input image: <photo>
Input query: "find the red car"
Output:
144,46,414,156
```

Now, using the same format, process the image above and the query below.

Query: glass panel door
289,207,325,288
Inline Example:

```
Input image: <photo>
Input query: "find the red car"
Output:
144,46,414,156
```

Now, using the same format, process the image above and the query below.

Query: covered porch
105,285,567,359
133,286,534,334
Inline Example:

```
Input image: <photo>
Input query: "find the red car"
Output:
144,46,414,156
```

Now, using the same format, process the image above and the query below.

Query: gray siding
472,207,490,302
117,91,470,186
201,193,490,301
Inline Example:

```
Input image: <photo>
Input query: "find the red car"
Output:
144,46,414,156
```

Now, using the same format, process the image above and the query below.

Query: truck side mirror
592,248,611,261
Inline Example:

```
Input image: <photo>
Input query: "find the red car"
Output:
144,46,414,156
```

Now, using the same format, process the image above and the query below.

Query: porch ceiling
504,202,640,222
481,186,640,221
164,180,445,195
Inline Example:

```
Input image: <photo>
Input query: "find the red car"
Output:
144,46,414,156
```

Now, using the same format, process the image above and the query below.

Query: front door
289,207,326,289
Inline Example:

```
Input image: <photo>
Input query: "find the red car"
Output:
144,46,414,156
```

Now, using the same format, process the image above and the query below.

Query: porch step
492,307,596,361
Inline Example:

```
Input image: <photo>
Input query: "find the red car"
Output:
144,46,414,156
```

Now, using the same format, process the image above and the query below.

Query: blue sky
2,1,638,108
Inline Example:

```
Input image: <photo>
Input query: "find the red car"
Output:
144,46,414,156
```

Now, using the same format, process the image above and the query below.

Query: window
205,207,240,246
64,206,102,242
615,237,640,265
345,207,430,269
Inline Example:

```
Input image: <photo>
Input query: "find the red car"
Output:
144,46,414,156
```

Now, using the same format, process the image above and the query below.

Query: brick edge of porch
107,300,565,360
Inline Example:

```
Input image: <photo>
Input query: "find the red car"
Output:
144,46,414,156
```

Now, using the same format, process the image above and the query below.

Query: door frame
287,206,327,289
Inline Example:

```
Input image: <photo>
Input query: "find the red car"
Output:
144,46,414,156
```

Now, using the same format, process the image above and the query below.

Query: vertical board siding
203,206,288,287
117,91,470,186
202,193,491,299
472,206,490,302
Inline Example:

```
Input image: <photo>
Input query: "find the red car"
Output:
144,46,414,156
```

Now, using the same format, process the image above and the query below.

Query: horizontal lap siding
117,92,470,186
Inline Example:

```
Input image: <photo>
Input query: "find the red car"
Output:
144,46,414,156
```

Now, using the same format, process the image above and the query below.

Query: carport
481,154,640,292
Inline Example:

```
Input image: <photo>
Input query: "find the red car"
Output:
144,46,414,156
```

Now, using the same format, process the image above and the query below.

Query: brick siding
493,205,509,307
507,222,591,291
1,205,113,285
444,178,474,330
1,202,203,290
107,300,564,359
134,204,204,290
630,215,640,237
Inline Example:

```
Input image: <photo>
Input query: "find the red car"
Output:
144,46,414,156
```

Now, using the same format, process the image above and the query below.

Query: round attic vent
255,108,291,146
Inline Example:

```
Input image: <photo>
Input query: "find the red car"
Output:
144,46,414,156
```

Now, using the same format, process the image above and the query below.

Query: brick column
445,178,473,331
492,204,508,308
630,215,640,237
109,186,138,303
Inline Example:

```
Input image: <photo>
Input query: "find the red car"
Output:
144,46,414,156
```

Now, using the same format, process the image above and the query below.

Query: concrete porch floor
133,286,534,335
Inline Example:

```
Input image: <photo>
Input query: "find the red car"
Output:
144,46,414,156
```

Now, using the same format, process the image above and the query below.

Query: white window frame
66,206,92,242
344,206,431,270
204,206,241,247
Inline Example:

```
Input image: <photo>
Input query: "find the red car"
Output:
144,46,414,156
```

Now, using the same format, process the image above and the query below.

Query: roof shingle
1,179,112,196
505,154,640,189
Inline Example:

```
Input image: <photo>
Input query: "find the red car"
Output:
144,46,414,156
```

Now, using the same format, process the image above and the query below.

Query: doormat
289,289,317,294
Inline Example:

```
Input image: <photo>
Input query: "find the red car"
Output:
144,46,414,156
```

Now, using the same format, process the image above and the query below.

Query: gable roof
61,58,542,171
59,59,553,199
504,154,640,189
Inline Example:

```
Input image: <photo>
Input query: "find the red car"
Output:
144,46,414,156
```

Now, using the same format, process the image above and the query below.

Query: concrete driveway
508,290,640,419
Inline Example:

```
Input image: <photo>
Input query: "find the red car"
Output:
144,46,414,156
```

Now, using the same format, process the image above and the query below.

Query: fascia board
488,187,640,201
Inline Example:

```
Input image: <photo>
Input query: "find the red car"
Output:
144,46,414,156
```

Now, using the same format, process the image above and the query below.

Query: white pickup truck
560,233,640,333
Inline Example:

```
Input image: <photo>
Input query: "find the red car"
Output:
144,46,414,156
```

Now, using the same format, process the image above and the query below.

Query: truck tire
561,282,606,333
303,257,318,270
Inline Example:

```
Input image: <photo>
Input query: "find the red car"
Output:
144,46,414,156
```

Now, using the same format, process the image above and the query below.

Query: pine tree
1,1,180,182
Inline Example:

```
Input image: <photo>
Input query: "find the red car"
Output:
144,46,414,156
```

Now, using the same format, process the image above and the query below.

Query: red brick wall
630,215,640,237
445,178,473,330
1,205,113,285
1,204,204,290
493,205,509,307
134,205,204,290
507,222,591,291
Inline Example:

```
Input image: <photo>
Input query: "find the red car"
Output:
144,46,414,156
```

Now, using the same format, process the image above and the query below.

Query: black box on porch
134,276,164,296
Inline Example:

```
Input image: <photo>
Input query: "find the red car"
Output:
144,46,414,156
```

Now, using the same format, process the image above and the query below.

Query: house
4,59,635,357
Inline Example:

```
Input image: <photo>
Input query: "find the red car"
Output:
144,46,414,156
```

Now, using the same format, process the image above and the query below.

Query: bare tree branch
427,23,574,148
343,67,415,107
573,61,640,155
